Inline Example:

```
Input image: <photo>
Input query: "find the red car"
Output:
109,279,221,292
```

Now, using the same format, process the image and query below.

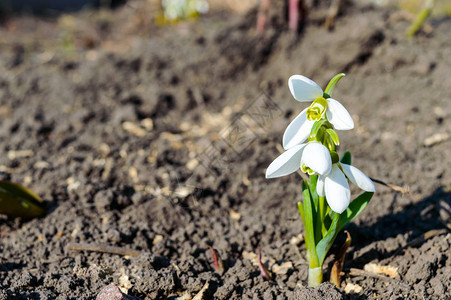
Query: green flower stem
319,196,327,236
324,73,345,96
309,175,318,205
308,267,323,287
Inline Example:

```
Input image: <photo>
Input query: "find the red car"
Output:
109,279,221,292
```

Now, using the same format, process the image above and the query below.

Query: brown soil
0,1,450,299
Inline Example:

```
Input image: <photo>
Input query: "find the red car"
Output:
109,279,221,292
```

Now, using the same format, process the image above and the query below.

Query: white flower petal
325,165,350,213
316,175,325,197
265,144,306,178
326,98,354,130
340,163,376,192
283,108,315,150
301,142,332,175
288,75,323,102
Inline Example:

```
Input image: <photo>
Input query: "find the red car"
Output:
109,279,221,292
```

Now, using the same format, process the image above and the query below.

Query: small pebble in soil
96,284,140,300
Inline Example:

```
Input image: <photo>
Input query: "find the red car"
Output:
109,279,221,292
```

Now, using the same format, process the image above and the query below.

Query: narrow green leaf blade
0,181,45,218
338,192,374,232
297,201,305,225
302,180,319,267
340,150,351,165
316,212,340,266
309,175,319,211
309,176,322,244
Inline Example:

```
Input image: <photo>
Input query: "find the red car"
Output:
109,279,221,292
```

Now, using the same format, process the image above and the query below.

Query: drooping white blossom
317,163,376,213
283,75,354,150
266,142,332,179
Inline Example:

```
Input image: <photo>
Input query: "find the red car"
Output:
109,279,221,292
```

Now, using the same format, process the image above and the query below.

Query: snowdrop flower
283,75,354,150
266,142,332,179
316,163,376,213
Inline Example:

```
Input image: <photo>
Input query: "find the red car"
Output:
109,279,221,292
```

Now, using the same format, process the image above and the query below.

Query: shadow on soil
341,186,450,266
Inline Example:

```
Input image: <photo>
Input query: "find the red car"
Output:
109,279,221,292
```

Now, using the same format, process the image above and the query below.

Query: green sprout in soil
400,0,451,38
406,0,434,38
266,74,376,287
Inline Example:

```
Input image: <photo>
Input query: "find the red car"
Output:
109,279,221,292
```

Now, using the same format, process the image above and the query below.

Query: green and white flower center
306,97,328,121
301,163,316,175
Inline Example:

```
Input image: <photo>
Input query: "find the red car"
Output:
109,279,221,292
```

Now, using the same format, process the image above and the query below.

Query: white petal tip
330,204,348,214
340,163,376,193
265,171,276,179
366,182,376,193
265,144,306,179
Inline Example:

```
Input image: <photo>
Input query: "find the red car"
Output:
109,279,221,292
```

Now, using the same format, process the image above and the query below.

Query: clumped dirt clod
0,1,450,299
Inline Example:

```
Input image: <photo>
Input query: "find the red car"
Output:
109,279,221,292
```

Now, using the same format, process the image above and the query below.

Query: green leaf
0,181,45,218
324,73,346,96
324,211,332,229
338,192,374,232
297,201,305,225
302,180,319,268
309,175,319,210
340,150,351,165
316,212,340,266
309,176,322,244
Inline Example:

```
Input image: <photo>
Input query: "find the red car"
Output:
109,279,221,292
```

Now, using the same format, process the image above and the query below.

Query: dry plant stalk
330,230,351,287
